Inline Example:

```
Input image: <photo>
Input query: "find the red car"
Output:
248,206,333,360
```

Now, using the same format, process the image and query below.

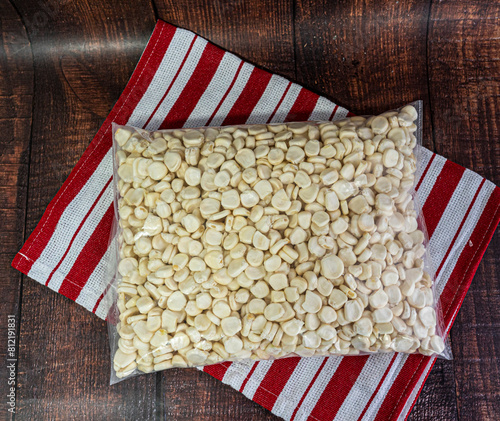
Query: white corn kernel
115,108,440,376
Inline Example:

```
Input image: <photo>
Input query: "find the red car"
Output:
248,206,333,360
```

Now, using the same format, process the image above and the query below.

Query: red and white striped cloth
12,20,500,421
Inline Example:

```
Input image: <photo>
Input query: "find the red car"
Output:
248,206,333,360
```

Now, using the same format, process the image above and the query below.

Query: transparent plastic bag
107,101,451,383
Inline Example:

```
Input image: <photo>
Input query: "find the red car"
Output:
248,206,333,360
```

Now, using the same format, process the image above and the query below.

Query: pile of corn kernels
112,105,445,378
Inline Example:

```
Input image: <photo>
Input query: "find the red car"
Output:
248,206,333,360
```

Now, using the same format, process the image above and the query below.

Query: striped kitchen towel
12,20,500,421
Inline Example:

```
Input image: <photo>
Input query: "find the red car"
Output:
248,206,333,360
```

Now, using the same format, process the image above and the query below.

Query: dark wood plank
154,0,296,81
162,368,278,421
407,358,459,421
153,1,294,418
450,233,500,421
427,2,500,420
294,0,435,149
0,1,33,418
9,1,159,419
428,1,500,185
294,1,460,419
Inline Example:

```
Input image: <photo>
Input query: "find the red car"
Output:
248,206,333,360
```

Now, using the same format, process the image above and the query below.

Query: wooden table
1,0,499,419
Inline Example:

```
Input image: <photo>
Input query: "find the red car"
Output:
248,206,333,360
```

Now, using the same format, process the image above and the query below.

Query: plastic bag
107,101,450,383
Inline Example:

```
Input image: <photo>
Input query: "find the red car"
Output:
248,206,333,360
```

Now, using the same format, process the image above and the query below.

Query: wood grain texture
427,0,500,185
155,0,296,81
0,1,33,418
0,0,497,419
451,233,500,421
294,0,435,149
162,368,278,421
407,358,459,421
427,2,500,420
9,0,159,419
